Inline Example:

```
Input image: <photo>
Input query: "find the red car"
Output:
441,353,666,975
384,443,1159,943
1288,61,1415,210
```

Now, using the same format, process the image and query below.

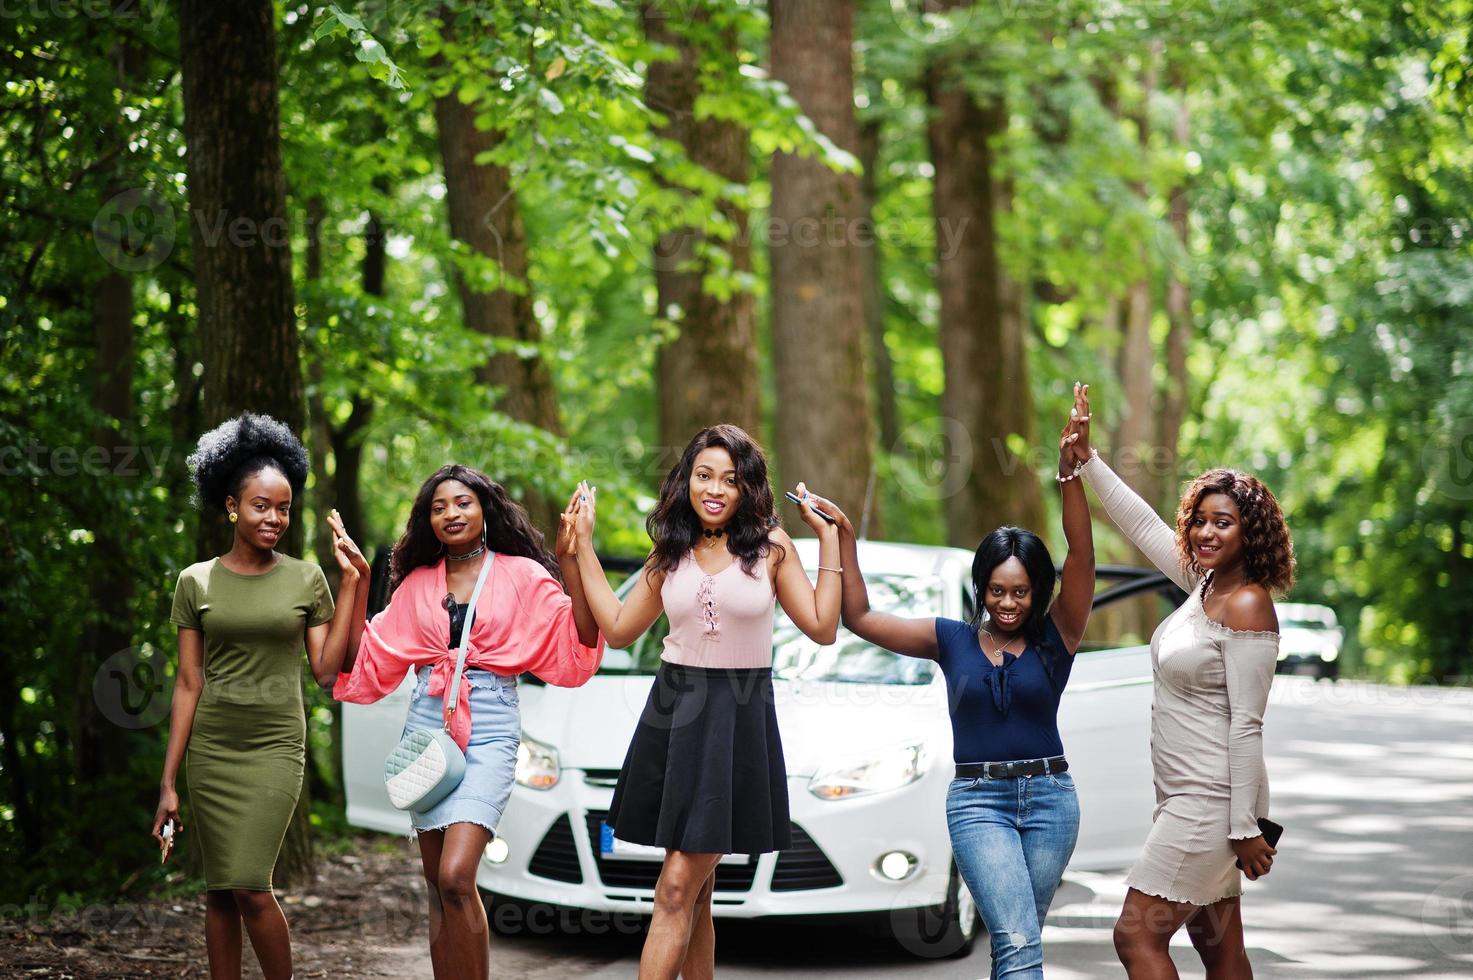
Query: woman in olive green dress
151,413,356,980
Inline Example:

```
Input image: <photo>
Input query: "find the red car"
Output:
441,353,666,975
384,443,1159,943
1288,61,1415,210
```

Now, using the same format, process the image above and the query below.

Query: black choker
701,528,725,539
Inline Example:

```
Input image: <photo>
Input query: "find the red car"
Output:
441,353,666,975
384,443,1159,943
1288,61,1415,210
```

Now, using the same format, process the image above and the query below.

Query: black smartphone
1235,817,1284,870
783,491,837,524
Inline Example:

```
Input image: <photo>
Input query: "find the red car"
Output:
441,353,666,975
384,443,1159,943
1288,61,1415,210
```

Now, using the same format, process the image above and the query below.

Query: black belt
955,756,1068,780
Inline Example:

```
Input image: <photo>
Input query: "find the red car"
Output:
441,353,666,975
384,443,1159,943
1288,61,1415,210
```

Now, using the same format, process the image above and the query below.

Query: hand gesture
792,482,844,535
327,509,371,578
572,480,597,547
152,787,182,863
1230,834,1276,881
1059,382,1092,477
556,487,581,561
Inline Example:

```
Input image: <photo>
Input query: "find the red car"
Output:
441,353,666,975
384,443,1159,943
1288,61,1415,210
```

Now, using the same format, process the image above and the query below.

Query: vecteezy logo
894,417,974,501
92,188,176,272
1423,872,1473,956
1422,418,1473,502
93,645,173,729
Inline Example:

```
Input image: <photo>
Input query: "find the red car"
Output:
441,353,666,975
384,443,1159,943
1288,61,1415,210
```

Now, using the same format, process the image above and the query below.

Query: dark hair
389,464,559,594
967,526,1057,643
646,424,782,580
186,412,309,513
1175,469,1295,595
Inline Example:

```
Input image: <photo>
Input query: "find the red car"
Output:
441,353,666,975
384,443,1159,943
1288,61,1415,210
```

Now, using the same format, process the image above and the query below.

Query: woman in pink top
323,464,601,980
566,424,844,980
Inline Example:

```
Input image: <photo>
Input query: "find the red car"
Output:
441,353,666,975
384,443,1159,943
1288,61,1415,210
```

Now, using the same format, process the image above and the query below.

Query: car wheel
891,862,979,959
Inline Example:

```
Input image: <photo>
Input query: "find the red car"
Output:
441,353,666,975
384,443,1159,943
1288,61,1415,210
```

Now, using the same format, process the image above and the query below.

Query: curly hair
186,412,309,512
389,464,559,594
646,424,782,581
1174,469,1295,595
966,526,1056,643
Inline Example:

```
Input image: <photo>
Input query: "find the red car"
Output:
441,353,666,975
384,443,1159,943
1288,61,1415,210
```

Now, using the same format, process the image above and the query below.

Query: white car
342,539,1156,956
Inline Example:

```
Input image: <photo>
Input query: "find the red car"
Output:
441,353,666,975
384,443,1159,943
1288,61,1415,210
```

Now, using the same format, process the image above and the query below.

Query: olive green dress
171,556,334,891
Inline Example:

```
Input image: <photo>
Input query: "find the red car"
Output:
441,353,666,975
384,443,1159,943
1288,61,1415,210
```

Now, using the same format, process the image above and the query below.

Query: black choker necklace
701,527,725,539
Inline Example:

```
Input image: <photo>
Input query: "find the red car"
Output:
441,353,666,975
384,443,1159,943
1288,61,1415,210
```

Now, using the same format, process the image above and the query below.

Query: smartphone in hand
784,491,837,525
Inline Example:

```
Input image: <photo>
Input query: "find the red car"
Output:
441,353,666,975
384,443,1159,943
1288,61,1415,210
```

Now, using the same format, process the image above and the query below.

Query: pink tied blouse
660,552,776,669
333,555,605,751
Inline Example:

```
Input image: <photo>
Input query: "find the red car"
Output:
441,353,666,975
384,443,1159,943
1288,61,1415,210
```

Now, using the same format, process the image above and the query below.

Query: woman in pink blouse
323,464,602,980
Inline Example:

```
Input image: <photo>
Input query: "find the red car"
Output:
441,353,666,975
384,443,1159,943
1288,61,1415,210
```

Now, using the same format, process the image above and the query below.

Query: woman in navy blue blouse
816,384,1096,979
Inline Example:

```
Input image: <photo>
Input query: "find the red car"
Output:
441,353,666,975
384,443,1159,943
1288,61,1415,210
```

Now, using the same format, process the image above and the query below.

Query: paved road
478,678,1473,979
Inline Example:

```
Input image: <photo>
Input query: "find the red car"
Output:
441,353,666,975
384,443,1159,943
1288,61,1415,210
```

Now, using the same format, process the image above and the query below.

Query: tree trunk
1112,51,1160,506
76,267,136,784
768,0,875,531
433,12,563,532
1159,61,1192,502
178,0,313,886
644,3,760,469
858,118,900,459
926,41,1045,548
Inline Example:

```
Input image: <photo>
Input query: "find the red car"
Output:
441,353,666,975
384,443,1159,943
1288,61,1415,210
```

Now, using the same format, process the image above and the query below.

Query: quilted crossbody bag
382,552,494,813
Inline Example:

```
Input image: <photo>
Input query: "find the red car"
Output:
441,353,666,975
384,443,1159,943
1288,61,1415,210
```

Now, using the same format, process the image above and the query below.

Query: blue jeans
946,772,1081,980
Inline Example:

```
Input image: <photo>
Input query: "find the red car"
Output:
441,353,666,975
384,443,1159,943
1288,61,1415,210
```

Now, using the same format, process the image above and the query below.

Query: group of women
151,381,1294,980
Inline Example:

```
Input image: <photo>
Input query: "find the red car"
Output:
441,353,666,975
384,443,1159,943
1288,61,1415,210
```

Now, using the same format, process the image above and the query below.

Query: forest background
2,0,1469,905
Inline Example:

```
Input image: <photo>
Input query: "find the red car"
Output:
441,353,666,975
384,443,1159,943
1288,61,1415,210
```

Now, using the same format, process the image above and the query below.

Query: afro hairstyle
186,412,309,513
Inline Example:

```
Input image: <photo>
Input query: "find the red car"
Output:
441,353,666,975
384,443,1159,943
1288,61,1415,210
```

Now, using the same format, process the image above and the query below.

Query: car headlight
515,734,560,790
809,743,927,800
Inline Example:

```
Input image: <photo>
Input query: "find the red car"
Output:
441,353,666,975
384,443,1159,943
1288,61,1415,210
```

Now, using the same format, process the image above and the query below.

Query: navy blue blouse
934,614,1074,764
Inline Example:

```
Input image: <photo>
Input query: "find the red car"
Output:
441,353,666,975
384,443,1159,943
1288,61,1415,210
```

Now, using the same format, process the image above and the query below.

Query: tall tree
177,0,313,884
643,3,759,462
925,7,1045,547
769,0,875,529
433,10,564,531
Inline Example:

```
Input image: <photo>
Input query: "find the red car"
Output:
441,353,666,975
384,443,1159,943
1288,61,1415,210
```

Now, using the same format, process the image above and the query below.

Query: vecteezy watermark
1420,417,1473,502
892,417,975,502
93,645,173,729
1422,873,1473,957
0,441,170,478
488,899,644,938
886,864,974,958
0,0,171,23
93,188,176,273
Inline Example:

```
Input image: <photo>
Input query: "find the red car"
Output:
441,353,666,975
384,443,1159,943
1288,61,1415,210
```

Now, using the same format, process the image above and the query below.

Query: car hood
518,674,948,778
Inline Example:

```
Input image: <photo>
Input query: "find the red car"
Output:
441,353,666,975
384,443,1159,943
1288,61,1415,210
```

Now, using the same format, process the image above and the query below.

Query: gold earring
229,512,238,523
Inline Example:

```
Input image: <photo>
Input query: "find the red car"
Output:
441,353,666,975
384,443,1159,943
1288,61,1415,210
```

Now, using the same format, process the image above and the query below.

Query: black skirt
607,661,791,855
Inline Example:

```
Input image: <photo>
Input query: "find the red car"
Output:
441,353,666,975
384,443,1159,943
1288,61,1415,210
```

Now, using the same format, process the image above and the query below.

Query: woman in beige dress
1064,386,1295,979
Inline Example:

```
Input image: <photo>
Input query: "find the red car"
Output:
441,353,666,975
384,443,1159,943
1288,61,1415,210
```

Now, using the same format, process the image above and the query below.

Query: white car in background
342,539,1159,957
1274,602,1344,681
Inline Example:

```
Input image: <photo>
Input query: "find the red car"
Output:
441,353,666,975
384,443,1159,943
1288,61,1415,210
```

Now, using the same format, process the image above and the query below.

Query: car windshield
599,569,942,685
1280,615,1334,630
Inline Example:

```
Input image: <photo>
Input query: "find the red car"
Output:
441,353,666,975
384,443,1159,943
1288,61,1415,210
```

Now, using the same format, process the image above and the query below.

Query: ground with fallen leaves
1,833,434,979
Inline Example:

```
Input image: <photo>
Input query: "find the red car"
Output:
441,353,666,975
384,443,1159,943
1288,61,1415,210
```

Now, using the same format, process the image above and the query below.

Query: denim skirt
400,666,521,836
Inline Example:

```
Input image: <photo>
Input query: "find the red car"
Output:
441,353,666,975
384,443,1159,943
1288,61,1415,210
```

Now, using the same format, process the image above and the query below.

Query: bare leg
230,889,294,980
677,868,718,980
1113,887,1200,980
416,829,451,978
638,850,724,980
434,823,494,980
1186,897,1252,980
204,889,242,980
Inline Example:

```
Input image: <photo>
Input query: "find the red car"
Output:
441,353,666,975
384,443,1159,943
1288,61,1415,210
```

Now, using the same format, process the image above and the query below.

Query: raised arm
770,485,843,645
1052,382,1097,653
570,482,666,649
1073,385,1196,592
817,496,938,660
555,487,600,648
318,509,372,681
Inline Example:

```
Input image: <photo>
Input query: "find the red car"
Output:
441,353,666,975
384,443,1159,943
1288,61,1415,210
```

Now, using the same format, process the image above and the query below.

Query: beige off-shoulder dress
1082,455,1279,906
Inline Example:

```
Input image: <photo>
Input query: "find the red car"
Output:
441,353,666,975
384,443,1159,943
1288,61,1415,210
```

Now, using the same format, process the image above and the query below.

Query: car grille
527,814,583,883
770,823,843,891
583,810,758,892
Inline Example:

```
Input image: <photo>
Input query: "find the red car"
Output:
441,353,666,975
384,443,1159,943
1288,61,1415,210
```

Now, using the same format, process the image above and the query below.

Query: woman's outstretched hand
572,480,597,548
795,485,851,536
556,486,582,561
328,509,371,577
1060,382,1093,476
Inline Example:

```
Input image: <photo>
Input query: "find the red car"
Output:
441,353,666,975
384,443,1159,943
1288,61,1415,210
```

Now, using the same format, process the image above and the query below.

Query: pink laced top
660,550,776,669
